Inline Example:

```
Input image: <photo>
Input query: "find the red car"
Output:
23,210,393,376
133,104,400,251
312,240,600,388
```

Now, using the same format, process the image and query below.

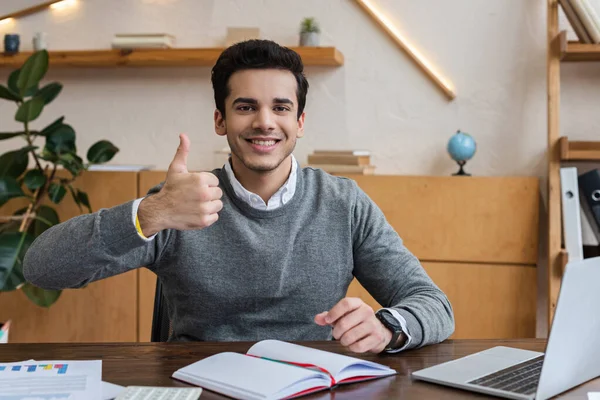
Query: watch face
378,311,402,331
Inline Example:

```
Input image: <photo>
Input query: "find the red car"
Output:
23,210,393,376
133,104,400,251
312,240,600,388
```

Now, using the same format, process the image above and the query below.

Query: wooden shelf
0,47,344,68
559,136,600,161
559,31,600,62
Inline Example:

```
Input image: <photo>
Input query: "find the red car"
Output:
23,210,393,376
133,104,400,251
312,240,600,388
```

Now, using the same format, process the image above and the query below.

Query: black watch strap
376,310,403,351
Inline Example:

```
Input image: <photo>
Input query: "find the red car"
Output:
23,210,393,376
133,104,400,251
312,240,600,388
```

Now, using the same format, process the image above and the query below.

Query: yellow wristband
135,212,149,239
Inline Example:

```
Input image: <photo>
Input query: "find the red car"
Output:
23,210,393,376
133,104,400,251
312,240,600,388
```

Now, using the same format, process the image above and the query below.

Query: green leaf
39,116,65,137
3,264,25,291
0,132,24,140
45,124,75,154
21,283,61,307
15,97,45,123
58,152,84,177
0,84,21,102
0,231,33,291
36,82,62,105
0,149,29,179
68,185,83,212
48,183,66,204
7,69,19,93
0,177,25,207
17,50,49,97
8,69,38,98
23,169,46,191
32,205,59,237
77,190,91,213
37,148,58,163
87,140,119,164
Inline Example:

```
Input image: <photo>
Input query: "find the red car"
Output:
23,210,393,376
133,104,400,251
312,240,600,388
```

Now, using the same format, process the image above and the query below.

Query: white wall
0,0,598,177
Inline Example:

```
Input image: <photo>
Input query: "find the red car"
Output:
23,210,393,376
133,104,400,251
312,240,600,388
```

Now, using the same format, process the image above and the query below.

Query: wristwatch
375,309,405,351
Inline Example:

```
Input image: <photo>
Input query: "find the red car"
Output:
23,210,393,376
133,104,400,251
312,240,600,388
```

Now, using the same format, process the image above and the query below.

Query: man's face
214,69,305,174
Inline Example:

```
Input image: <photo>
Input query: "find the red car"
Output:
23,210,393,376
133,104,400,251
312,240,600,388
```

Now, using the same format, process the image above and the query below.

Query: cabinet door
0,171,139,343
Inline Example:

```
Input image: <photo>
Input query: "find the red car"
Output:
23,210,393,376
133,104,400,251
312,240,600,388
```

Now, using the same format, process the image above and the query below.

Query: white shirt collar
224,154,298,211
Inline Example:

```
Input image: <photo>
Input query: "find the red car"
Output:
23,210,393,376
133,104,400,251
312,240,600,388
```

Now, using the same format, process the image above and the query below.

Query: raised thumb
167,133,190,175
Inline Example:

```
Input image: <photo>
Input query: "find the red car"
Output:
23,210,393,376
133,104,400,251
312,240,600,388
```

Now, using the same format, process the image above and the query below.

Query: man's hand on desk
314,297,403,354
138,133,223,237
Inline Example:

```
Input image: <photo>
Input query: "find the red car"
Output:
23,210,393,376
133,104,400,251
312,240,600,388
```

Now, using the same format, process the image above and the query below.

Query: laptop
412,256,600,400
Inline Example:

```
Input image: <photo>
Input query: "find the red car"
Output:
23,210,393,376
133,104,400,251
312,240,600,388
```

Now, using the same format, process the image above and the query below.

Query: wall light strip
50,0,77,10
0,1,68,22
354,0,456,100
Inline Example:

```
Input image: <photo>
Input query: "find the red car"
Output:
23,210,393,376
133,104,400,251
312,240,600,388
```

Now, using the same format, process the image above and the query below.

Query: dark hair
211,39,309,120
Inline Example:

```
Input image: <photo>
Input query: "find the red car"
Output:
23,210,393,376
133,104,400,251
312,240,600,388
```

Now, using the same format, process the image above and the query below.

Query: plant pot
0,320,11,343
299,32,319,47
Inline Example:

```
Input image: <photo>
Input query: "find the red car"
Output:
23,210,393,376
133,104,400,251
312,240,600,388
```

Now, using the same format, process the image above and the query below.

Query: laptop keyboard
467,355,545,395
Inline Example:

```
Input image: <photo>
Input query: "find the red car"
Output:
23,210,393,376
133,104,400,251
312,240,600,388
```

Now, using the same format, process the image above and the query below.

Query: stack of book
111,33,175,50
306,150,375,175
559,0,600,43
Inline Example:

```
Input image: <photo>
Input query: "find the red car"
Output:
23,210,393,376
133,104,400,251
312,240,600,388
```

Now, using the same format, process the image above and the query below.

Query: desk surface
0,339,597,399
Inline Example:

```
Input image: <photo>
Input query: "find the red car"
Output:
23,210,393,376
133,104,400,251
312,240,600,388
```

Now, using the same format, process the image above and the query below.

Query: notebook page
172,352,330,399
247,340,395,381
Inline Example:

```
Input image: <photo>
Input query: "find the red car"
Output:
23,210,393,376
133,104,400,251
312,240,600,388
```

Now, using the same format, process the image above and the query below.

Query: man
23,39,454,354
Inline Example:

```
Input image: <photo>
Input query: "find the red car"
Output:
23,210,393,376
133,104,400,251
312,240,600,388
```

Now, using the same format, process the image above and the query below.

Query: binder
578,169,600,233
561,167,584,262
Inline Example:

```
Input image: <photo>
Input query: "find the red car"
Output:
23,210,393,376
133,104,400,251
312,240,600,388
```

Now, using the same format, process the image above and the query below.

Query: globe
447,130,476,176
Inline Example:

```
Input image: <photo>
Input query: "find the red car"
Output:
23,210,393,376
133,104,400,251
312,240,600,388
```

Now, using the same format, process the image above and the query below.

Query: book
313,150,371,156
560,167,584,262
581,0,600,41
559,0,593,43
579,169,600,232
570,0,600,42
171,340,396,400
307,154,371,166
306,164,376,175
111,34,175,49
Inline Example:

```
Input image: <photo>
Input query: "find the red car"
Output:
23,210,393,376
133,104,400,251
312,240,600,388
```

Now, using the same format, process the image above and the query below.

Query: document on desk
0,359,102,400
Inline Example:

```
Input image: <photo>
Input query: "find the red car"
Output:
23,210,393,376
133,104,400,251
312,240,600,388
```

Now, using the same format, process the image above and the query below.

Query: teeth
251,140,276,146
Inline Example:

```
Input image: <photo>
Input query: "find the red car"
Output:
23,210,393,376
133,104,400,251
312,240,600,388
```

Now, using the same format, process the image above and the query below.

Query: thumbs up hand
137,134,223,237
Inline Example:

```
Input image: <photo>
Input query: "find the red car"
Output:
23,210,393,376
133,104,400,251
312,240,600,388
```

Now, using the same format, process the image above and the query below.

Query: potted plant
299,17,320,47
0,50,119,320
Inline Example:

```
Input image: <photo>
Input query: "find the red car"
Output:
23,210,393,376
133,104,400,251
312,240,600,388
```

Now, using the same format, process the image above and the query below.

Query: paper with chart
0,359,102,400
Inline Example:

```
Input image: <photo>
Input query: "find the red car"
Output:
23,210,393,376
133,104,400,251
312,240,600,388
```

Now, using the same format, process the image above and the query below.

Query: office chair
151,279,172,342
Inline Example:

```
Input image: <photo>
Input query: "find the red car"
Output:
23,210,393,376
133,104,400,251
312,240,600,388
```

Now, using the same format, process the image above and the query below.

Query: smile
246,139,281,146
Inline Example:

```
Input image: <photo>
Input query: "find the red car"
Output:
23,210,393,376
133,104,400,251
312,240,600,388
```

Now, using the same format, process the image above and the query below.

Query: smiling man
23,40,454,354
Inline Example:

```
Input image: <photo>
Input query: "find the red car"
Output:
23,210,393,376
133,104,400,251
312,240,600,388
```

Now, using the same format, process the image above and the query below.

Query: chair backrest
151,279,172,342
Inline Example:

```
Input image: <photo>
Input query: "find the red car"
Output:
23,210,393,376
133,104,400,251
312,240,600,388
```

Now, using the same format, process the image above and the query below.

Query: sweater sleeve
350,183,455,349
23,189,169,290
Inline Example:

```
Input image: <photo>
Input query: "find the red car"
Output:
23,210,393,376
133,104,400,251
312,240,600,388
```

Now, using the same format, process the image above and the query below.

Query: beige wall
1,0,599,177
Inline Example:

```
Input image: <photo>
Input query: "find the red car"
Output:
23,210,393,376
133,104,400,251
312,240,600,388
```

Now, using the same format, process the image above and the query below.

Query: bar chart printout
0,360,102,400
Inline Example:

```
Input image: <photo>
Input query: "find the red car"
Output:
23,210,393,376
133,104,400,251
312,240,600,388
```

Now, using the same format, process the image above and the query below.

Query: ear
296,112,306,138
214,109,227,136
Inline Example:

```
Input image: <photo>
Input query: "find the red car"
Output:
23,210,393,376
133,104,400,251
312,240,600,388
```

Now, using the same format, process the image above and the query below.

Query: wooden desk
0,340,596,399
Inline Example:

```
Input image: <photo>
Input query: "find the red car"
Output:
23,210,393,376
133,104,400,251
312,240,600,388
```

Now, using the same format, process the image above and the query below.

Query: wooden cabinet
0,172,139,343
0,171,539,342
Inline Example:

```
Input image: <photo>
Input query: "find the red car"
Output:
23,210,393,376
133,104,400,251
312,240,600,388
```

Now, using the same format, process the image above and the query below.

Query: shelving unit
0,47,345,68
559,137,600,161
559,31,600,61
547,0,600,328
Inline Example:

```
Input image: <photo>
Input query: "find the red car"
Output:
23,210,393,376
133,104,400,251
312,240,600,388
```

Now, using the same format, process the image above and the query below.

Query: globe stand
453,160,471,176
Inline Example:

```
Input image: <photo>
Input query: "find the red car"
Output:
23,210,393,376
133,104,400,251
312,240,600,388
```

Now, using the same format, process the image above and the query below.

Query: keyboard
467,355,545,396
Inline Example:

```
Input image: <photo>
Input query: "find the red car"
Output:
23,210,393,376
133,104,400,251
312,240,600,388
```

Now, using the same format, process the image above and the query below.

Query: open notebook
171,339,397,400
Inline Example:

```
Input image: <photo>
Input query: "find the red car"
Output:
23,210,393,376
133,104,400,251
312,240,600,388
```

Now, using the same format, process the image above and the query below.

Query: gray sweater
23,166,454,348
